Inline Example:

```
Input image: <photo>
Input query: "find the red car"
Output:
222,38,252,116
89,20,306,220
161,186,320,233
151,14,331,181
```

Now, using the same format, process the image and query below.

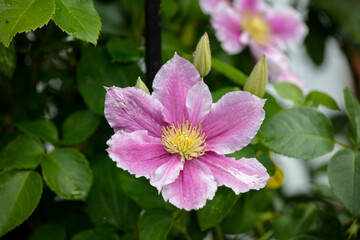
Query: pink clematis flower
200,0,307,89
105,54,270,211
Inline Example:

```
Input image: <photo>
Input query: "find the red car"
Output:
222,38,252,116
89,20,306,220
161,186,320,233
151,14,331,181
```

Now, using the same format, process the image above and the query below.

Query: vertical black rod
145,0,161,92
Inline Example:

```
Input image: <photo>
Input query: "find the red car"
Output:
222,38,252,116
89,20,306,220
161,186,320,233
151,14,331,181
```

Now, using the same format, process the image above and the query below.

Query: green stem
213,225,224,240
333,140,353,150
257,230,274,240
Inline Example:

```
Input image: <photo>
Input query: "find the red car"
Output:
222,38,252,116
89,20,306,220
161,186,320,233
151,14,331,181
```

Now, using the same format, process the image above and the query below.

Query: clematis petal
150,155,183,193
250,44,305,89
199,0,230,15
186,81,212,125
211,3,245,55
266,6,308,50
107,130,170,179
105,86,168,137
233,0,262,13
161,160,217,211
202,91,265,155
152,53,201,123
200,152,269,194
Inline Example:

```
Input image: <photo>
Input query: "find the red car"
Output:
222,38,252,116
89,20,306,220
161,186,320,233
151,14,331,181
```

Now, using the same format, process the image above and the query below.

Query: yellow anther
242,13,271,46
161,121,209,163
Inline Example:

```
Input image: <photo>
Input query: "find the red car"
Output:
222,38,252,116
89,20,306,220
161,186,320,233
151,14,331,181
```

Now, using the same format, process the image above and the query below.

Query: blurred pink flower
105,54,269,211
200,0,307,89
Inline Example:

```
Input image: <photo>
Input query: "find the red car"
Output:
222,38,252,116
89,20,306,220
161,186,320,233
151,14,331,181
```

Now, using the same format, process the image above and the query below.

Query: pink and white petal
161,160,217,211
233,0,262,13
250,43,290,76
199,0,230,15
152,53,201,123
150,155,183,193
107,130,170,179
200,152,269,194
211,3,245,55
275,68,305,90
202,91,265,155
266,6,308,50
186,81,212,125
105,86,168,137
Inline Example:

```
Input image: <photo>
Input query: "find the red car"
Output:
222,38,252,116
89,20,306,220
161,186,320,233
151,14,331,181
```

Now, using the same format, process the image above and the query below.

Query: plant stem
145,0,161,91
333,140,352,150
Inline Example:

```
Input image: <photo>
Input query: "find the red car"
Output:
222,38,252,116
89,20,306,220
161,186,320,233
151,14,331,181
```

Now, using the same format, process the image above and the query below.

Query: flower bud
193,32,211,77
244,56,268,98
135,76,150,94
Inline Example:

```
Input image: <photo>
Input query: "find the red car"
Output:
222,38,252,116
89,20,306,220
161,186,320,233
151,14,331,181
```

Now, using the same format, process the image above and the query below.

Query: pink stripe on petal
199,0,230,15
150,155,183,193
200,152,269,194
186,81,212,125
161,160,217,211
233,0,261,13
211,3,245,55
107,130,170,179
266,7,308,50
202,91,265,155
152,53,201,123
105,86,168,137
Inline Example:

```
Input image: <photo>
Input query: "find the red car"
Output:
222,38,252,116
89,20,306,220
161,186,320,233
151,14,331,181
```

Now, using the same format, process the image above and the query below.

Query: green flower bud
135,76,150,94
244,56,268,98
193,32,211,77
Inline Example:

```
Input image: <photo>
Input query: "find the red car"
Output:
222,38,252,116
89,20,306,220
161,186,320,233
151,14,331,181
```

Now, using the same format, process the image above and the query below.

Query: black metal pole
145,0,161,92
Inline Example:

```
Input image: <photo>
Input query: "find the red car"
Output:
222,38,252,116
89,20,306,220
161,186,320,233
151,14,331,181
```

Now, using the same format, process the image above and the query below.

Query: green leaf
106,38,142,63
0,170,43,237
257,154,276,176
263,93,283,121
0,0,55,47
211,87,240,103
118,171,174,210
138,208,173,240
77,47,139,115
211,57,247,86
221,189,272,234
273,82,304,105
16,119,58,144
0,135,44,170
328,149,360,216
62,111,101,145
344,88,360,148
71,229,120,240
305,91,340,110
0,43,16,77
86,155,140,230
41,148,92,200
29,223,66,240
197,187,240,231
53,0,101,45
261,107,334,159
274,203,318,240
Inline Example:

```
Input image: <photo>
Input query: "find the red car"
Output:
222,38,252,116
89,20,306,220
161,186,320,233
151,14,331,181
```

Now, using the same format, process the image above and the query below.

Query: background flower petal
266,6,308,50
107,130,169,179
199,0,230,15
202,91,265,155
105,86,168,137
233,0,261,13
161,160,217,211
200,152,269,194
152,53,201,123
150,155,183,193
186,81,213,125
211,3,245,55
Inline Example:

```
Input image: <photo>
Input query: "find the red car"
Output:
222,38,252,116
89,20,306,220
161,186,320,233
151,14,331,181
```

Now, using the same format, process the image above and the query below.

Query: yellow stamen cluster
242,13,271,46
161,121,209,163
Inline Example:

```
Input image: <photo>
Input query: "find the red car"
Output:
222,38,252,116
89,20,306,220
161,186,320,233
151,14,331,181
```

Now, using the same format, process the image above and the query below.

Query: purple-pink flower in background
200,0,308,89
104,54,270,210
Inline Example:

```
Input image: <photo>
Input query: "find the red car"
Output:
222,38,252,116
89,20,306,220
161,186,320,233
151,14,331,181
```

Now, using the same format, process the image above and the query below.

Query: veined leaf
0,0,55,47
16,119,58,144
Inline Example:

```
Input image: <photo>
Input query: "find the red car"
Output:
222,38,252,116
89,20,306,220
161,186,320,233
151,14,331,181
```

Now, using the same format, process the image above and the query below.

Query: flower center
161,121,209,164
242,13,271,46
